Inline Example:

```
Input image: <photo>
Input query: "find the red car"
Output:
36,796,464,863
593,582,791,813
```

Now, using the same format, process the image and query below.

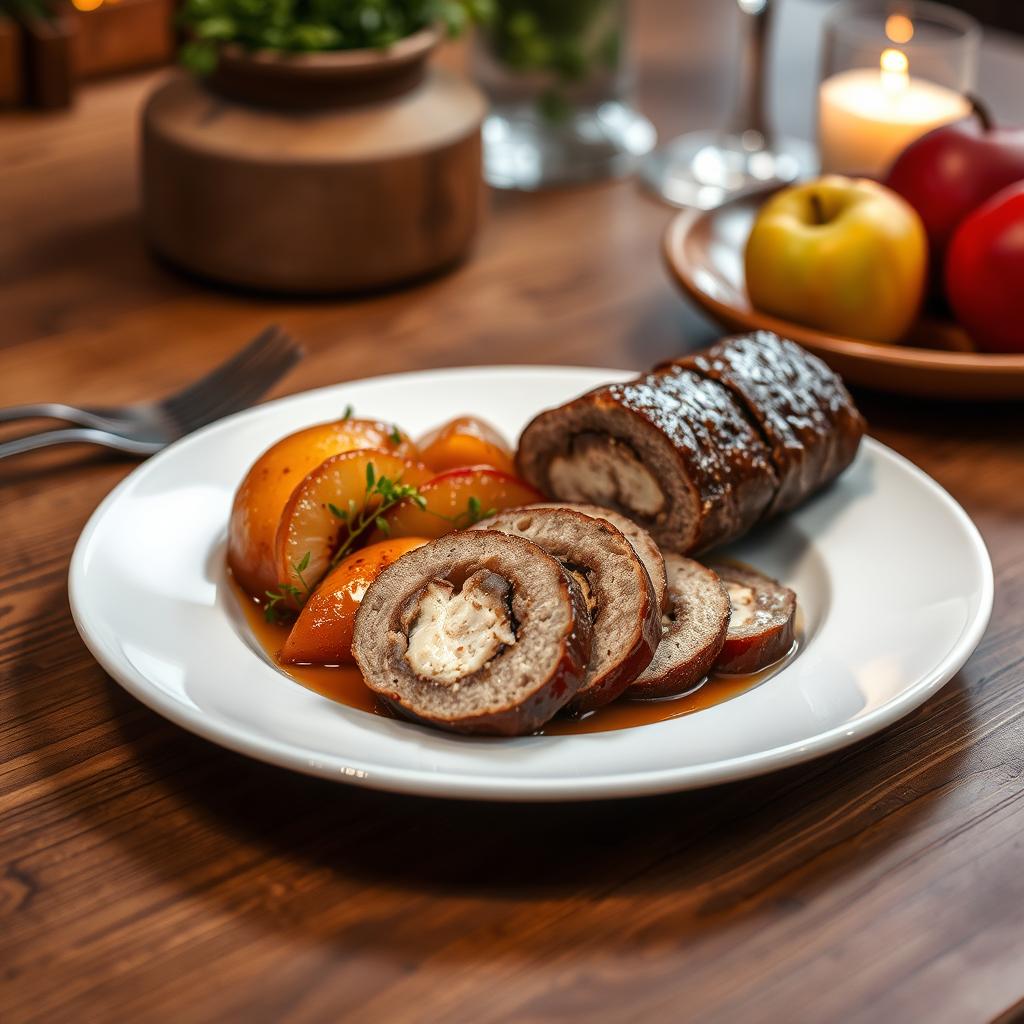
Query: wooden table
3,3,1024,1021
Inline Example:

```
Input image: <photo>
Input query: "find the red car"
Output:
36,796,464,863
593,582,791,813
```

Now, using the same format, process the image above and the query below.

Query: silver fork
0,325,303,460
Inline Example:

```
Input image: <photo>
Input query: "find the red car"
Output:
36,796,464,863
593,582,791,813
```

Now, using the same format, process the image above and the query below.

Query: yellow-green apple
745,176,928,343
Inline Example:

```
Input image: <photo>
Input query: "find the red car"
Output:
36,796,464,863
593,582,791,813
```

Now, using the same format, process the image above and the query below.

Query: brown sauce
230,575,799,736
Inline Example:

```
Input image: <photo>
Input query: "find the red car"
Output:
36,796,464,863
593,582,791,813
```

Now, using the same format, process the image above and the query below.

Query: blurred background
2,0,1023,378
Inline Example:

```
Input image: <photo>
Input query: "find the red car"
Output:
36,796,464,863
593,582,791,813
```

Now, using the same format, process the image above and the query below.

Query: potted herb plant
178,0,491,108
144,0,492,293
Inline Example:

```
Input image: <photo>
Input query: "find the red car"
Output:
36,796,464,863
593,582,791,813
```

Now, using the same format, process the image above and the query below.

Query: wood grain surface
2,2,1024,1021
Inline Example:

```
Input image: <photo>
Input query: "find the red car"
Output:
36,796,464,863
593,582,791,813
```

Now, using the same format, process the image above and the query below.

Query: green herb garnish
264,460,428,621
178,0,492,75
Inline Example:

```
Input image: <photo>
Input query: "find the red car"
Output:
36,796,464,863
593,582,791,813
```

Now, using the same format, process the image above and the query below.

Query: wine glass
641,0,818,209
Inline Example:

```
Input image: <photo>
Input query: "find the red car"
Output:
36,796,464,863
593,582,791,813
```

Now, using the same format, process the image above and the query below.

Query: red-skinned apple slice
370,468,543,542
273,449,433,607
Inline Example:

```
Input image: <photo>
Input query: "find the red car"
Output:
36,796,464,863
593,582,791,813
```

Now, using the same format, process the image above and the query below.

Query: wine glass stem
731,0,773,144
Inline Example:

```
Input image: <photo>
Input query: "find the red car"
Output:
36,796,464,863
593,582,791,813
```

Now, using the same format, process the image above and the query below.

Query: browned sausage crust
710,562,796,674
515,367,777,554
671,332,866,515
352,531,592,736
627,555,731,699
470,506,661,713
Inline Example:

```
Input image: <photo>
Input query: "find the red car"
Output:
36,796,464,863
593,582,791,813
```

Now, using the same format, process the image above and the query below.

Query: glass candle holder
640,0,818,211
819,0,980,178
472,0,656,190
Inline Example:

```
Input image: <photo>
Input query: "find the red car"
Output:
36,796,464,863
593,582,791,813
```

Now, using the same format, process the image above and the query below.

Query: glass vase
472,0,656,189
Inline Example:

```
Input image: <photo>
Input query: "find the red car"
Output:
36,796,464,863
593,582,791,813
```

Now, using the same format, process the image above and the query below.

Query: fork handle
0,427,159,461
0,402,128,430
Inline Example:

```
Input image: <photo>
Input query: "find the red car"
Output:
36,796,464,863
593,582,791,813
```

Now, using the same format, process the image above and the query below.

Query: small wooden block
0,17,24,108
71,0,175,80
23,12,75,109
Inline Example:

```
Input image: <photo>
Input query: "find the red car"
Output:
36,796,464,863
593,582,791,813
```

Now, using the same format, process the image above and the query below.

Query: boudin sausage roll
352,531,592,736
470,506,661,713
626,555,731,700
671,332,866,515
515,367,778,555
527,501,668,612
710,562,797,674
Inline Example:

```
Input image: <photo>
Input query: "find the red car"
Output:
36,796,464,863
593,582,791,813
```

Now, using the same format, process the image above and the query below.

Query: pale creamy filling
548,435,665,517
405,575,515,685
725,582,758,628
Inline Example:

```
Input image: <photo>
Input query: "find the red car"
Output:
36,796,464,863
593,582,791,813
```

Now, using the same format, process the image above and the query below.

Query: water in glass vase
473,0,656,189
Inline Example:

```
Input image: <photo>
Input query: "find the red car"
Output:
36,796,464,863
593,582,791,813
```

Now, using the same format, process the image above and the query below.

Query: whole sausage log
516,333,865,553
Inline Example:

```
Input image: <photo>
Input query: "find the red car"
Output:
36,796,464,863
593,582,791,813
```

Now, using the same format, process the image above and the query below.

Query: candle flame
880,47,909,93
885,14,914,45
71,0,104,8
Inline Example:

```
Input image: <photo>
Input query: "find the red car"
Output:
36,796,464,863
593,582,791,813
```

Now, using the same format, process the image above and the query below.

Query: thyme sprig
264,551,316,623
263,460,427,623
324,461,428,571
262,461,497,623
448,495,497,529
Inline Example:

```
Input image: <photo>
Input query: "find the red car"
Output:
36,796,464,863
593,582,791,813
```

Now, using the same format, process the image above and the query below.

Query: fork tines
165,325,304,433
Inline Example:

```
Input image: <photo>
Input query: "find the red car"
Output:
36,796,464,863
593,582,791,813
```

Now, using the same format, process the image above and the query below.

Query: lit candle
818,15,970,178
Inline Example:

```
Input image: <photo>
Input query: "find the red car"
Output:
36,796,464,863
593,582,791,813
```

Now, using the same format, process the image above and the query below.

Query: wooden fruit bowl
663,191,1024,400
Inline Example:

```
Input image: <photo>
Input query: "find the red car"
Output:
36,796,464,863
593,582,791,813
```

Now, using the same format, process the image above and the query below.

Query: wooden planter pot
141,30,487,294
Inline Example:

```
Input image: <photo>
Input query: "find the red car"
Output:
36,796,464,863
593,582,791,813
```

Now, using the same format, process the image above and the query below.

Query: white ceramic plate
69,367,993,801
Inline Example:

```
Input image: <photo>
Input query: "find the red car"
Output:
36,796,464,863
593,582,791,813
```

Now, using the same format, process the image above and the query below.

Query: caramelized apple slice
371,468,543,542
273,449,433,607
281,537,429,665
228,415,417,598
417,416,516,476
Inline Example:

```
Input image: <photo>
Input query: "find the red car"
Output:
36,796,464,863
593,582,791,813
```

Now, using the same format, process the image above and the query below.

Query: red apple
945,181,1024,354
884,99,1024,293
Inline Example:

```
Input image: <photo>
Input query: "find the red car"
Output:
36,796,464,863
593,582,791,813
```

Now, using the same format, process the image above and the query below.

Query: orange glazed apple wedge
417,416,516,476
228,416,417,599
369,468,543,542
280,538,429,665
273,449,433,609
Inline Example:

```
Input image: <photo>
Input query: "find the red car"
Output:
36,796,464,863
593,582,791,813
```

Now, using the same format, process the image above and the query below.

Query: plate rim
68,365,995,802
663,205,1024,379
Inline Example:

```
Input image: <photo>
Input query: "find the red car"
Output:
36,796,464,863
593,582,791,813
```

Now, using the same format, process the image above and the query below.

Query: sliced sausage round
471,506,661,713
352,531,592,736
627,555,731,699
526,501,668,611
710,562,797,674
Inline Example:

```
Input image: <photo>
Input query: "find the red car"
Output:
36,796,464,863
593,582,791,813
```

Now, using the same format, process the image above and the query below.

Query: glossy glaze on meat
605,367,777,550
671,332,866,514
